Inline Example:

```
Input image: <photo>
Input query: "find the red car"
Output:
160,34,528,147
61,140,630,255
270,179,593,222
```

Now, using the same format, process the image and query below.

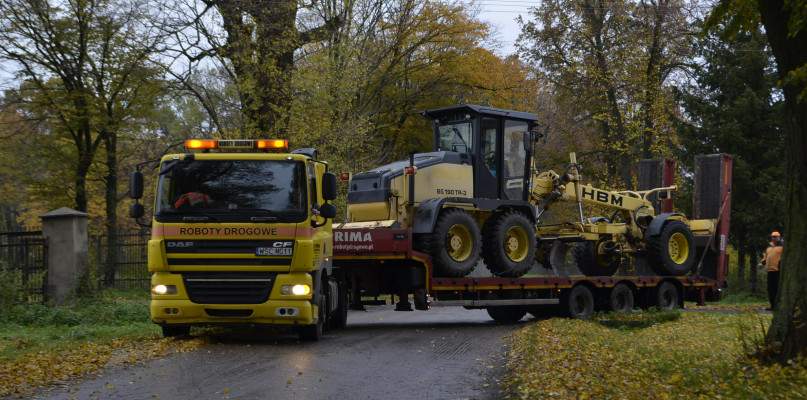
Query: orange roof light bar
256,139,288,150
185,139,218,150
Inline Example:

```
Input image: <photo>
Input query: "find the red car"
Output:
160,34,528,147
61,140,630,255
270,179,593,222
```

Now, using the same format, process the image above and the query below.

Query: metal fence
91,233,150,291
0,231,48,302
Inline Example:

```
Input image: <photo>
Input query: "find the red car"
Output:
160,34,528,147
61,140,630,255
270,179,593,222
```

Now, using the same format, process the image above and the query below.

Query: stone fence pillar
40,208,89,305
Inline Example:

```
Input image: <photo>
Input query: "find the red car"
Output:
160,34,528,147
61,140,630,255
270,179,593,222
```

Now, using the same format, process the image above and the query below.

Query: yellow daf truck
129,139,346,340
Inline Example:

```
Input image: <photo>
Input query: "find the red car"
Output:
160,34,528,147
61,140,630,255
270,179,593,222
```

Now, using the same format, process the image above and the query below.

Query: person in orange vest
174,192,210,209
758,231,784,311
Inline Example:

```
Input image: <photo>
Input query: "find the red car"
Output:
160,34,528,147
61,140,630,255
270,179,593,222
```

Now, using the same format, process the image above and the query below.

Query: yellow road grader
343,104,726,280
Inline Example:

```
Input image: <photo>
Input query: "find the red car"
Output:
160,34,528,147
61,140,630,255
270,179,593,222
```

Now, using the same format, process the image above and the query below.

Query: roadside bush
0,262,24,313
1,296,149,326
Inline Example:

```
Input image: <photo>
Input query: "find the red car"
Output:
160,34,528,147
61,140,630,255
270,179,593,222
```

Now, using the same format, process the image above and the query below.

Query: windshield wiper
250,216,278,222
183,216,210,222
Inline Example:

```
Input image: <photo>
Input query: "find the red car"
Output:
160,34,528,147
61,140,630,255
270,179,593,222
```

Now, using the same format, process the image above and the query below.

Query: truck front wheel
328,276,348,330
162,326,190,338
299,288,325,341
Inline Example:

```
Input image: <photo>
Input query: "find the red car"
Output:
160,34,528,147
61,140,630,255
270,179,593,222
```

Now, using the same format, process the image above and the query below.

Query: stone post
40,207,90,305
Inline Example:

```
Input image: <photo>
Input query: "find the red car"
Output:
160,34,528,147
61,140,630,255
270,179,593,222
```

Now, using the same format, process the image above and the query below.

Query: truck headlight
281,284,311,296
152,284,178,295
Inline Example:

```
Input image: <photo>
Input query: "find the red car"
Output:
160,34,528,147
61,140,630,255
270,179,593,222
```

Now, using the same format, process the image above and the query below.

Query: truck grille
182,271,276,304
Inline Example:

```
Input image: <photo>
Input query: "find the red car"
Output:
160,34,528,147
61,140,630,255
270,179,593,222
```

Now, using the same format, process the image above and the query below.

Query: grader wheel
482,211,537,277
416,208,481,277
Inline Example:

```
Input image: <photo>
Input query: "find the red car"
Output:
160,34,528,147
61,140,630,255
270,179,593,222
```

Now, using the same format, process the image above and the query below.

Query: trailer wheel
572,240,620,276
482,211,537,277
562,285,595,319
653,281,679,310
486,307,527,322
647,220,695,276
161,326,190,338
417,208,481,277
607,283,634,313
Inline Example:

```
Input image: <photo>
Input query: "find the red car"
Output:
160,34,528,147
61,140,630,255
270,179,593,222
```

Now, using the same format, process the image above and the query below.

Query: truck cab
130,139,345,340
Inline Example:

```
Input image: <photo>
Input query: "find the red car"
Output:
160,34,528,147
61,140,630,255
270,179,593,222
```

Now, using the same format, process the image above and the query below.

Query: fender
413,198,447,233
646,212,685,236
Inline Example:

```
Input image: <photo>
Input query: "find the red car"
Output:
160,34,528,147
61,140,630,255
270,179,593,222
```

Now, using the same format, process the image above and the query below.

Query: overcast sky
473,0,537,56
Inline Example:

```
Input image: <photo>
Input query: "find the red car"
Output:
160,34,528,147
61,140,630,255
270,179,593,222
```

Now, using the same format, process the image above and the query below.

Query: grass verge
504,310,807,399
0,290,204,397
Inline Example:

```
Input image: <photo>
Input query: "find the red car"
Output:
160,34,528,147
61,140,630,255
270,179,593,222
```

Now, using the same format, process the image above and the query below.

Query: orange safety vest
762,242,784,272
174,192,210,209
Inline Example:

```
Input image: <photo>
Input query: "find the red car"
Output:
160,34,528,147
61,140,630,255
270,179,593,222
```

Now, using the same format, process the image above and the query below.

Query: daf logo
167,241,194,248
273,241,294,248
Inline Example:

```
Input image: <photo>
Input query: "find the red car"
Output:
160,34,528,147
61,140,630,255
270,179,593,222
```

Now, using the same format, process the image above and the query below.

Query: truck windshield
155,159,308,223
437,122,472,154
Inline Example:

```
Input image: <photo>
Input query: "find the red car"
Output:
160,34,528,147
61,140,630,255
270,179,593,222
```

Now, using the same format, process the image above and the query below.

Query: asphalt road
35,305,524,400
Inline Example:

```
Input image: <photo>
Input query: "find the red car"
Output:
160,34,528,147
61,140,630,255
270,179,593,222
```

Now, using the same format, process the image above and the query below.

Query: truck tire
647,220,696,276
328,277,348,330
299,287,326,341
572,240,620,276
607,283,634,313
162,326,190,338
653,281,679,310
482,211,537,277
486,307,527,322
561,285,595,319
416,208,481,277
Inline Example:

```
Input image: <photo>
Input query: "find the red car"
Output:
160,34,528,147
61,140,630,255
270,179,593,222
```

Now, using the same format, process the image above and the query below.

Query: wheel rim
504,226,530,262
668,232,690,264
446,224,473,261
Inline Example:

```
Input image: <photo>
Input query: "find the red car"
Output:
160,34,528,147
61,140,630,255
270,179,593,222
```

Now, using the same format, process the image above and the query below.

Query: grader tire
572,240,620,276
482,211,537,277
647,220,696,276
416,208,481,277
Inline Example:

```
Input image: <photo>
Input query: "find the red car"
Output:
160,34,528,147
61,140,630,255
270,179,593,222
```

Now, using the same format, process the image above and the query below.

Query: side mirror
322,172,337,201
129,203,144,219
319,203,337,219
130,171,143,199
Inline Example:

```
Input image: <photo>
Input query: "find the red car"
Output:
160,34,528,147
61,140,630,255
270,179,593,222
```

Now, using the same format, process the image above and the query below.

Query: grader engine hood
347,151,471,204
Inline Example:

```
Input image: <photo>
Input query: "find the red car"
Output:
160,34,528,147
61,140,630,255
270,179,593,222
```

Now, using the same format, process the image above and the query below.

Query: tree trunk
757,0,807,363
737,249,746,283
215,0,341,138
749,252,758,294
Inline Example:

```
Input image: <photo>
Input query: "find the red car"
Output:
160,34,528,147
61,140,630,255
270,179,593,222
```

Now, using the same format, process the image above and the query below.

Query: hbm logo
334,231,372,242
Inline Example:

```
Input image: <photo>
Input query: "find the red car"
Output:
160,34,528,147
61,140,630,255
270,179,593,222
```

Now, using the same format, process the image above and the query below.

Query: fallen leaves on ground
504,312,807,399
0,335,205,398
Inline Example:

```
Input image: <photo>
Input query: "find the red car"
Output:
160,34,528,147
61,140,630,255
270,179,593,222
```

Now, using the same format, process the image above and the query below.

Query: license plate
255,247,292,256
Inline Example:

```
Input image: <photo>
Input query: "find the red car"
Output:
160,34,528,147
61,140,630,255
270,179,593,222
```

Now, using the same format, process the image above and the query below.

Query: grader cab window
503,120,529,200
437,122,472,154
